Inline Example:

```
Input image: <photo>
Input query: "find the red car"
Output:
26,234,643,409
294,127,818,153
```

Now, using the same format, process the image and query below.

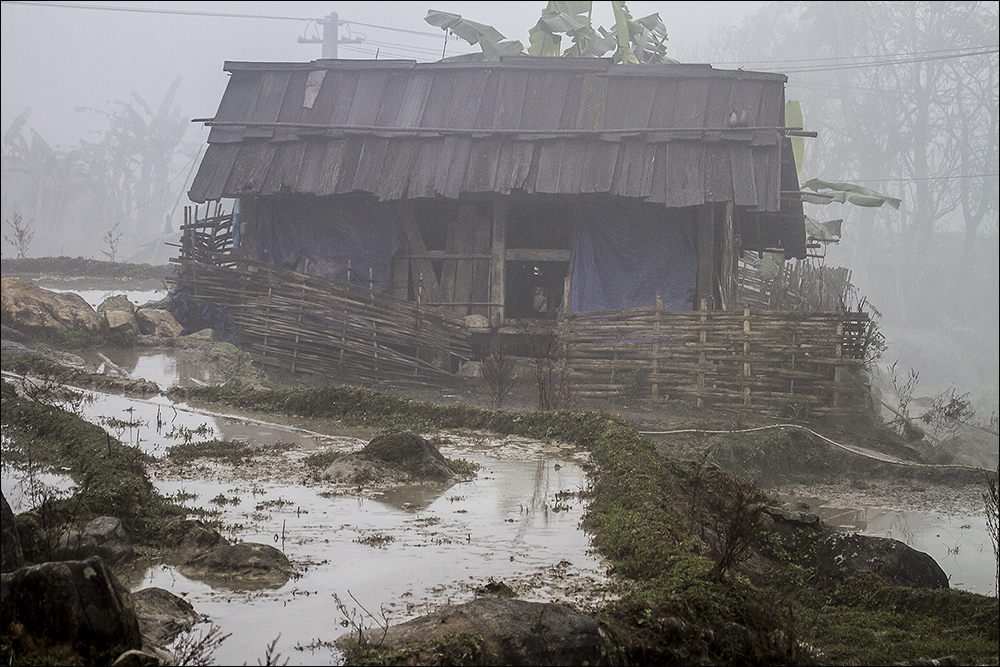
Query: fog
2,1,997,417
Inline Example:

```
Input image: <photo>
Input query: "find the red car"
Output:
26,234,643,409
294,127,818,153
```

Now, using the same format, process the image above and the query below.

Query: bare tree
3,211,34,258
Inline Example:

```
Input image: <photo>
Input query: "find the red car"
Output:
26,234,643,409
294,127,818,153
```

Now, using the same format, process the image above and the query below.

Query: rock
322,432,457,487
184,327,218,342
97,294,137,315
176,542,295,586
458,360,482,378
132,587,202,645
464,314,490,330
104,309,140,336
1,492,25,573
0,555,142,664
156,517,229,555
818,532,949,589
0,277,102,333
336,597,616,666
0,324,36,350
53,516,134,567
135,309,183,337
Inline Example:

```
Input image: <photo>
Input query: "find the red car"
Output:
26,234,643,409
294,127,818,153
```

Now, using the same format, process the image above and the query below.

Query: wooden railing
558,298,873,414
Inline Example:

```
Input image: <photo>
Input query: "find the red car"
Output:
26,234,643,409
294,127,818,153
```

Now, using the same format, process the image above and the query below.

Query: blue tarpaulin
249,196,400,291
568,206,697,312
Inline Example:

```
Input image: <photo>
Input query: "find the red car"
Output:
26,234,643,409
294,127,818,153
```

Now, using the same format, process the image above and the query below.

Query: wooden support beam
395,200,443,304
490,197,507,327
696,204,715,310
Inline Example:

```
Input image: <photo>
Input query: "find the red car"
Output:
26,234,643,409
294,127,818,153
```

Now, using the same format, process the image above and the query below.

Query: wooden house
188,56,806,326
179,56,874,412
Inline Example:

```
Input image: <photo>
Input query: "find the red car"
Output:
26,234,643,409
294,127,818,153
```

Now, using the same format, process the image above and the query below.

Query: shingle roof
189,57,794,214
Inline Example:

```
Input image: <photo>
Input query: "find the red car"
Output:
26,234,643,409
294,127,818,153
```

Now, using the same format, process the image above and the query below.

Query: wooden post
743,305,751,407
790,329,796,395
698,298,708,407
720,202,738,310
490,197,507,327
652,294,662,399
696,204,715,310
834,314,845,408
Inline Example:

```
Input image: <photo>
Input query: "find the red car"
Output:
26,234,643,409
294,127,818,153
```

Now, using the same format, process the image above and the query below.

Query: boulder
336,597,616,666
818,532,949,589
156,517,229,555
52,516,134,567
0,555,142,664
1,492,25,573
0,277,102,333
184,327,218,342
176,542,294,586
97,294,137,315
135,309,183,338
322,432,458,487
132,587,202,645
104,309,140,336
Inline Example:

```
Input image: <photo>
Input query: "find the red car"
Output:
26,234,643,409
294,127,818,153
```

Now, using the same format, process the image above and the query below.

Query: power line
3,0,317,22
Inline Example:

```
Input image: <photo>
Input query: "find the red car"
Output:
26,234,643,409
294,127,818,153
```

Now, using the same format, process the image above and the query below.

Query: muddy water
27,386,604,666
814,503,996,596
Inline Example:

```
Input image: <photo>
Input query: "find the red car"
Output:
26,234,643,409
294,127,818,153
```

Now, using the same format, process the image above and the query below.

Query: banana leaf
800,178,902,209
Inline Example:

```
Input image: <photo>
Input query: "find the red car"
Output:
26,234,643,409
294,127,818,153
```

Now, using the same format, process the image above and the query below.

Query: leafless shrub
15,372,94,417
518,319,571,410
257,635,289,666
170,622,231,666
334,590,389,653
4,211,34,258
985,466,999,595
921,387,975,441
886,360,921,439
101,221,122,263
706,473,765,579
481,335,516,409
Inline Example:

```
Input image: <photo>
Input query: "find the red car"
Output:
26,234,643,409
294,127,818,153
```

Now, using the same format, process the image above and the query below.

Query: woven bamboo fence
558,297,872,415
169,258,473,389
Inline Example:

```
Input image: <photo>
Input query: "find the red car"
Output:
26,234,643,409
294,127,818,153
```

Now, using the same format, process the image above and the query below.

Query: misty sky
1,1,763,150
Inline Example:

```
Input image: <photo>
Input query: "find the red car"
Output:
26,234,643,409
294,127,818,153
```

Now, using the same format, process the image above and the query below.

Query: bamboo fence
557,297,872,414
169,257,473,390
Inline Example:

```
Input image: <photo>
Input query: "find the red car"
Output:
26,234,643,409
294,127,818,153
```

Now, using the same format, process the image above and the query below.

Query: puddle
3,381,605,666
129,450,601,666
786,496,996,597
42,286,167,311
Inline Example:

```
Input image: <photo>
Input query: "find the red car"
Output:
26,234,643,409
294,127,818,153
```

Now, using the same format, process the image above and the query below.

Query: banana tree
425,1,674,64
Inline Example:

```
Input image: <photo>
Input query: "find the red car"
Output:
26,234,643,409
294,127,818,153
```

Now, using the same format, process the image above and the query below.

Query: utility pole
298,12,364,59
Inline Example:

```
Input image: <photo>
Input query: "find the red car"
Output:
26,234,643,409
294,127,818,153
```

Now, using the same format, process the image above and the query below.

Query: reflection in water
816,503,994,596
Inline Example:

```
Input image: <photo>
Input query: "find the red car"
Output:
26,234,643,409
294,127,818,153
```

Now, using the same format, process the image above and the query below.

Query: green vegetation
168,382,996,666
1,256,172,281
3,370,995,665
0,379,183,553
166,439,293,466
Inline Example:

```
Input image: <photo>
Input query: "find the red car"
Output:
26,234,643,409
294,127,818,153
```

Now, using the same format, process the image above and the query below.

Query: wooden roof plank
208,70,259,143
580,141,617,193
188,143,239,202
346,70,391,126
664,143,705,207
729,143,757,207
703,144,734,202
225,142,276,195
273,70,309,142
464,138,502,193
261,142,306,193
245,71,291,139
493,69,528,130
395,71,434,128
352,136,390,192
